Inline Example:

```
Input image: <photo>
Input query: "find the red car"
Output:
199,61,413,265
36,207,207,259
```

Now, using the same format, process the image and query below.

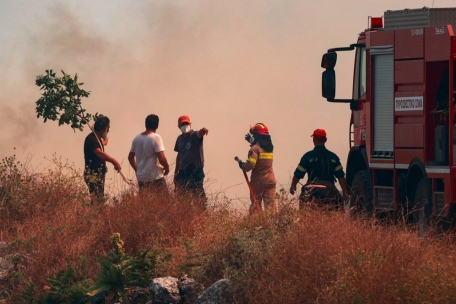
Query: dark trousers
299,180,342,208
175,168,206,201
84,169,106,203
138,177,169,196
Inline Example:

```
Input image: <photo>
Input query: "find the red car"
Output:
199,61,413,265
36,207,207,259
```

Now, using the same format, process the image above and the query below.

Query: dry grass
2,154,456,303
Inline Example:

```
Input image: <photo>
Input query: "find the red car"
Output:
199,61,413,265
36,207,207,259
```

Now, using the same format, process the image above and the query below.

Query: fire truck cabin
321,7,456,224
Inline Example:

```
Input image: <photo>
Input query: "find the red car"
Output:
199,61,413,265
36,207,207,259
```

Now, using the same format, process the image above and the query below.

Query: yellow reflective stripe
331,159,336,163
309,158,315,163
248,157,257,164
259,152,274,159
334,165,343,172
297,165,306,173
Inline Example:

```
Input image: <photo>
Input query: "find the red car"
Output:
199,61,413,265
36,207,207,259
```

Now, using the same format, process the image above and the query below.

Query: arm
241,148,258,172
290,175,300,195
94,148,121,171
197,127,208,139
157,151,170,176
337,176,349,200
128,152,137,172
290,155,308,194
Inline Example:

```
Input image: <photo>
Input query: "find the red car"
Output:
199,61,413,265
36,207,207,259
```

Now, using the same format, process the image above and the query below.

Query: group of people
83,115,348,212
83,114,208,204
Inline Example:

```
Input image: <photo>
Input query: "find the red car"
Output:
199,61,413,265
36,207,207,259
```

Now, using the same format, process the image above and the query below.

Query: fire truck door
371,46,394,155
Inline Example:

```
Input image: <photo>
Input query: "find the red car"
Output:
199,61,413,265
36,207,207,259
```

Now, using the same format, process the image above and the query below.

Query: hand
163,166,170,176
113,161,121,172
199,128,209,136
238,160,244,169
290,184,297,195
245,133,252,143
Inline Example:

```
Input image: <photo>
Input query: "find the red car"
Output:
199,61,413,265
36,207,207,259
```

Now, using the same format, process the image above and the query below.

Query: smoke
8,0,431,200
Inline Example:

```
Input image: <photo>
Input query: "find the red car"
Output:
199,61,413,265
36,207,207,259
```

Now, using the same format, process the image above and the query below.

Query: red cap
178,115,191,125
250,123,269,135
311,129,326,139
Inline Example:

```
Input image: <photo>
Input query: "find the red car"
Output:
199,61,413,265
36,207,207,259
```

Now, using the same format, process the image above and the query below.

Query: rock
0,258,13,281
150,276,181,304
194,279,231,304
178,275,200,304
87,291,109,304
130,287,149,304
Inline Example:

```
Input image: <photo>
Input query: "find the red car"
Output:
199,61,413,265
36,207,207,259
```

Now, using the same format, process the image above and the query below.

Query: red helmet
250,123,269,135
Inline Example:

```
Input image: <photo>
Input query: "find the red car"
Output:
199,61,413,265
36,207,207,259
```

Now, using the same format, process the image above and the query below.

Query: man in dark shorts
289,129,348,208
173,115,208,203
84,116,121,204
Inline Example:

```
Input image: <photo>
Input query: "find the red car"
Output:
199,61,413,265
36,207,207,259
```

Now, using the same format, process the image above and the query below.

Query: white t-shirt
130,132,165,182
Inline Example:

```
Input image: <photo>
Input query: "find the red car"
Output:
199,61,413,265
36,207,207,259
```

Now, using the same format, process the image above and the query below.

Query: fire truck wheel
346,170,373,219
413,178,432,237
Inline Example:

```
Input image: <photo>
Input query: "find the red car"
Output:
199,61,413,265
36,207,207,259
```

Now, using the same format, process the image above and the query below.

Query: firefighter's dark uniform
293,145,345,205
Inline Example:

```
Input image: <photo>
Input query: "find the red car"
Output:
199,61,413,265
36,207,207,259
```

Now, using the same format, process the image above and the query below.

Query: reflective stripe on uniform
331,159,336,163
334,165,343,172
259,152,273,159
309,158,315,163
248,157,257,164
297,165,306,172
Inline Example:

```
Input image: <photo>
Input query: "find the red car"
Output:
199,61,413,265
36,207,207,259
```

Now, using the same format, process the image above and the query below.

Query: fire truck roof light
370,17,383,29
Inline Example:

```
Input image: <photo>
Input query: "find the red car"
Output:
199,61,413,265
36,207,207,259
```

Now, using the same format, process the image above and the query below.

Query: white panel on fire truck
373,53,394,153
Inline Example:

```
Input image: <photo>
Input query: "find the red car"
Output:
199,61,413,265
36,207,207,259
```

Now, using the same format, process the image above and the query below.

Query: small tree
35,69,99,131
35,69,132,184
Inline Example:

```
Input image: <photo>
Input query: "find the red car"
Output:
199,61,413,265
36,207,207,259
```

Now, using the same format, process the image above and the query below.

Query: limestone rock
178,275,200,304
130,287,149,304
194,279,231,304
150,276,181,304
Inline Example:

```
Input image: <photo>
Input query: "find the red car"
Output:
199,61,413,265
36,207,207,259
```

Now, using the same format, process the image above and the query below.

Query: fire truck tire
346,170,373,219
413,178,432,237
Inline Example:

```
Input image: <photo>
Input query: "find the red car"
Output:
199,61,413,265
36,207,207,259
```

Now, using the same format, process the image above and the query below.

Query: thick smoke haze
1,0,454,208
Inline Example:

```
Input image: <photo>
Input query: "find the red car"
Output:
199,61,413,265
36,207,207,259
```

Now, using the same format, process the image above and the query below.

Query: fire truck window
353,47,366,100
360,47,366,97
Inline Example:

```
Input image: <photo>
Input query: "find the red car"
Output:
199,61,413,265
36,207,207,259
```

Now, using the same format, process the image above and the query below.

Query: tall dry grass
2,153,456,303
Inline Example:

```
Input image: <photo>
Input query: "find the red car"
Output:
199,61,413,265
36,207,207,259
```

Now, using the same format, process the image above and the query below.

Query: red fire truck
321,7,456,233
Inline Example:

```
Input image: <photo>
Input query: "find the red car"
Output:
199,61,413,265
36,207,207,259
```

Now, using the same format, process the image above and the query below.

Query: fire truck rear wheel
346,170,373,219
413,178,432,237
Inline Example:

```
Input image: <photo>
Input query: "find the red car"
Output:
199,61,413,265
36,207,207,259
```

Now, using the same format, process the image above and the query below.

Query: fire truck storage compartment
373,170,394,210
371,46,394,157
426,61,451,166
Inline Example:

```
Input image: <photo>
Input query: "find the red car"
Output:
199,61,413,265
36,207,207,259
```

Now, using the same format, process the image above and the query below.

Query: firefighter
238,123,277,213
289,129,349,207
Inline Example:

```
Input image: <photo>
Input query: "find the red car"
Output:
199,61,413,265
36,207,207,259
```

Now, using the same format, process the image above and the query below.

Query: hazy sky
1,0,455,208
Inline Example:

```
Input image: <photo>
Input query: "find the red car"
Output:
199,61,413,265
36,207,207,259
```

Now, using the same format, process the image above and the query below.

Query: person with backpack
237,123,277,214
289,129,348,207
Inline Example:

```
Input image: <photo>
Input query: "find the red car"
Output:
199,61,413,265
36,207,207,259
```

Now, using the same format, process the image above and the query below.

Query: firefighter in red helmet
237,123,277,213
290,129,349,208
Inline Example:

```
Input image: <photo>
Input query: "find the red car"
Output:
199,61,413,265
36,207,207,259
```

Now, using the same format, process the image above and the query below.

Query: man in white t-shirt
128,114,170,195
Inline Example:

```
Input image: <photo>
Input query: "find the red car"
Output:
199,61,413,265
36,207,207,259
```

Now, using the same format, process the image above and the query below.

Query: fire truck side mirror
321,52,337,69
322,69,335,100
